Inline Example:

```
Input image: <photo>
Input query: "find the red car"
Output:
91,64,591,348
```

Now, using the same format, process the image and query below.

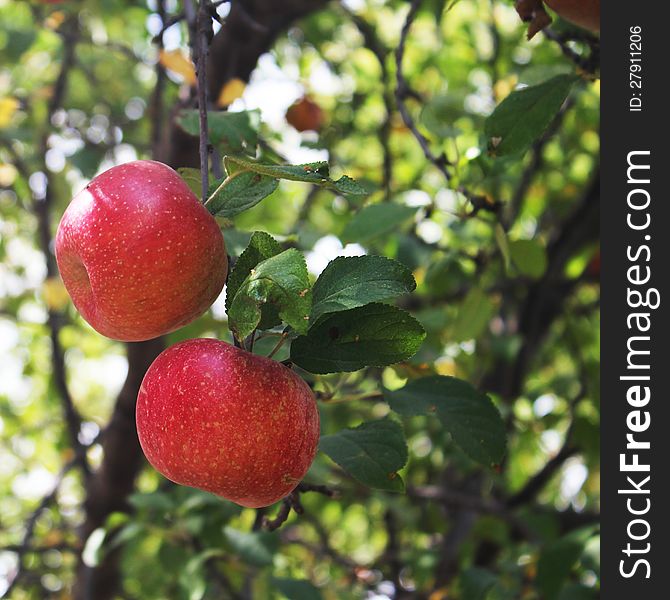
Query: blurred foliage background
0,0,599,598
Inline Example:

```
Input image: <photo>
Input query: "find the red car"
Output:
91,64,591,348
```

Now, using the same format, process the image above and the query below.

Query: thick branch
73,339,165,600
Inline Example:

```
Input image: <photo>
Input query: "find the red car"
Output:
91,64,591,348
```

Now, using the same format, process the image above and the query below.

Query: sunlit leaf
228,249,311,339
311,255,416,322
217,78,246,107
341,204,417,244
485,75,578,156
159,49,196,86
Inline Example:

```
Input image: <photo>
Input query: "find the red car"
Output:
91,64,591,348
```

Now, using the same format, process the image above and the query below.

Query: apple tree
0,1,600,599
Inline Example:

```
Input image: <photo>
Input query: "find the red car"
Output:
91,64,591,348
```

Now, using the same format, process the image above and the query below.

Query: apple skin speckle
55,160,228,341
136,338,320,508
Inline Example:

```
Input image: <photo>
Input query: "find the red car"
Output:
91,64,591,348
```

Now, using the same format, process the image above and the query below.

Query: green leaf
127,491,175,512
177,109,260,154
420,93,465,138
290,303,425,374
179,549,224,600
509,239,548,279
341,204,417,244
485,75,578,156
228,249,311,340
494,223,511,272
385,375,506,466
536,528,594,599
82,528,106,568
272,578,322,600
319,418,408,491
450,287,495,342
106,522,145,552
226,156,330,182
332,175,369,196
177,167,203,198
225,156,368,195
3,28,36,62
225,231,282,312
222,526,276,567
204,157,366,217
557,585,598,600
460,567,498,600
222,230,252,256
206,170,279,218
311,256,416,323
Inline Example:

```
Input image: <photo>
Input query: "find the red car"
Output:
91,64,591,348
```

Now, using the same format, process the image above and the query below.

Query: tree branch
2,460,78,597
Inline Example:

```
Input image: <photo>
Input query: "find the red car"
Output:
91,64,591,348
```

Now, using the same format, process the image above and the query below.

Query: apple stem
246,330,256,353
267,331,289,359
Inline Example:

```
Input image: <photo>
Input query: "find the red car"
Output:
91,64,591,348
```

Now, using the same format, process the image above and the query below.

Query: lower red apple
136,338,320,508
55,160,227,341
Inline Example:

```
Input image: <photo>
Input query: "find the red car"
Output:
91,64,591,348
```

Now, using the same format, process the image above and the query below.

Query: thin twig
262,492,297,531
346,9,393,198
187,0,214,200
296,482,339,498
267,331,289,359
504,97,575,229
2,460,77,597
394,0,451,182
543,28,600,75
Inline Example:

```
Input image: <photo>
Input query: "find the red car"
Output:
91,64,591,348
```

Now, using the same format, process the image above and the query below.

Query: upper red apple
55,160,227,342
136,338,320,508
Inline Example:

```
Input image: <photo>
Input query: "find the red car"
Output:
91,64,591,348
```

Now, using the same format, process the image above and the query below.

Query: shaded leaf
311,256,416,323
460,567,498,600
273,578,322,600
291,303,425,374
494,223,511,272
127,491,175,512
223,526,276,567
537,529,593,599
206,171,278,218
179,549,223,600
177,109,260,154
319,418,408,492
341,204,417,244
509,238,548,279
226,231,282,311
385,375,506,466
450,287,495,342
485,75,578,156
177,167,204,198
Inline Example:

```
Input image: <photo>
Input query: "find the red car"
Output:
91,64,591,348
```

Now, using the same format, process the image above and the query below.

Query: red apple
545,0,600,33
136,338,320,508
286,96,324,132
55,160,227,342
